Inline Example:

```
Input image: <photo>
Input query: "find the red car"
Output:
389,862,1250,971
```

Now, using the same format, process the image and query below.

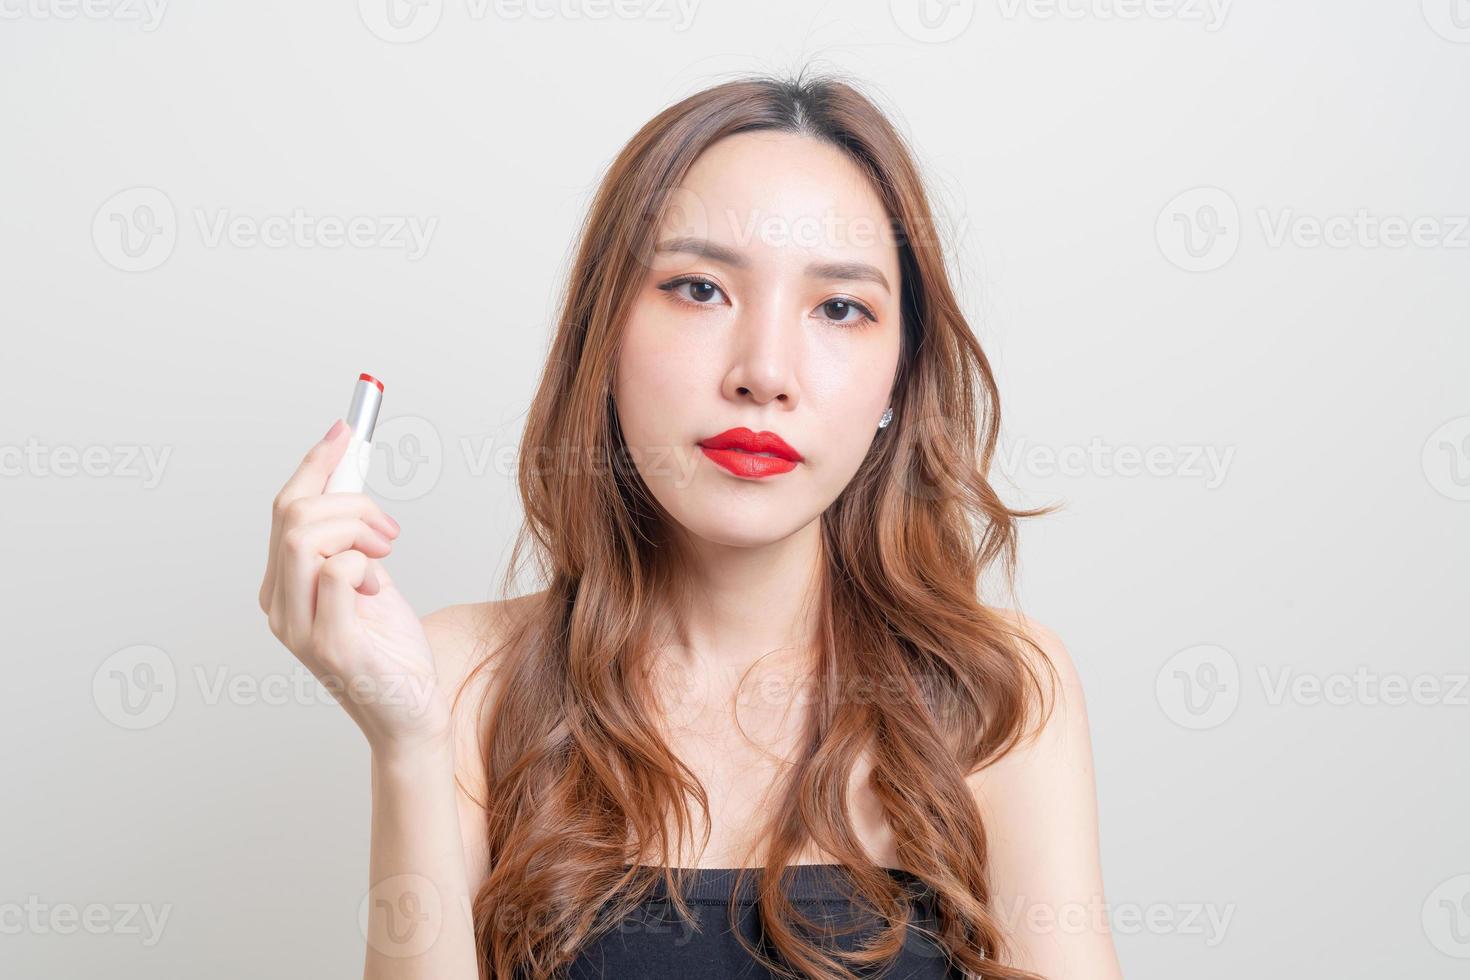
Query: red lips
697,427,803,478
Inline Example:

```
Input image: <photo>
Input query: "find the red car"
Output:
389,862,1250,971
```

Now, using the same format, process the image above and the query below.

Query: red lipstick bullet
697,427,803,479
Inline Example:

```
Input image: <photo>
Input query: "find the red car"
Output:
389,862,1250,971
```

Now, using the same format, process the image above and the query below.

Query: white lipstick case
324,373,384,494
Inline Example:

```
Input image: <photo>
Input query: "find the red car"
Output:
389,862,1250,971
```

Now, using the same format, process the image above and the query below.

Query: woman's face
613,130,903,549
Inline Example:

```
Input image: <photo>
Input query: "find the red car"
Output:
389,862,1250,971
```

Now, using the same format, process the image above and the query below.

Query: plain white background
3,1,1467,977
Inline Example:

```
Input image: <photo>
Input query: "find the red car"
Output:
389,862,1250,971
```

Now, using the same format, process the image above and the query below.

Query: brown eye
818,297,876,326
658,276,728,307
686,281,720,303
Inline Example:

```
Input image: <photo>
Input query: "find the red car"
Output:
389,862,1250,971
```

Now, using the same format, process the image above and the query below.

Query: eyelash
657,274,879,327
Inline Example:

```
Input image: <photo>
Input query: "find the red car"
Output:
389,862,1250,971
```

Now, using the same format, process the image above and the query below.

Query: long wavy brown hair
456,70,1057,980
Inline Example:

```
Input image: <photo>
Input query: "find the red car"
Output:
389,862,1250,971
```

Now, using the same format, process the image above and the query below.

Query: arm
966,613,1125,980
361,602,500,980
256,424,496,979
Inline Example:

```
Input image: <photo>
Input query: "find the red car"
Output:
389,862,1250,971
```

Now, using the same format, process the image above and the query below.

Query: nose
721,293,801,410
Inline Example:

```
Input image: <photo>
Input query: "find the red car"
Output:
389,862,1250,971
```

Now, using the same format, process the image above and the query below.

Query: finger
262,488,398,613
360,560,382,596
277,492,400,540
277,517,394,641
263,420,351,607
315,549,374,643
368,556,395,590
278,419,352,511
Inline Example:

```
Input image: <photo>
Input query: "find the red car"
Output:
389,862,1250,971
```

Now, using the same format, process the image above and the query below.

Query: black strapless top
563,864,962,979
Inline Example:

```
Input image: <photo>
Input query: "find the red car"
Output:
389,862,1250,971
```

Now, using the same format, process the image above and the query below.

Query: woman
259,71,1124,980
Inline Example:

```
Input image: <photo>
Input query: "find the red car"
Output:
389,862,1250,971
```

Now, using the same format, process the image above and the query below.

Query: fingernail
324,418,346,441
384,514,401,532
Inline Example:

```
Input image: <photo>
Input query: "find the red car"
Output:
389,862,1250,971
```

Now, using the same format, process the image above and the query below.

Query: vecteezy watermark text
1,439,171,488
93,187,438,272
0,0,167,29
997,437,1236,489
92,644,443,731
0,897,172,947
357,0,700,43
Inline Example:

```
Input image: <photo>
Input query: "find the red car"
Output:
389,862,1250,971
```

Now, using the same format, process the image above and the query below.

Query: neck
661,518,825,675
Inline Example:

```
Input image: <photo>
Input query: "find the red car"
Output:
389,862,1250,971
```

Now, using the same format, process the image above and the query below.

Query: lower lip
699,446,799,478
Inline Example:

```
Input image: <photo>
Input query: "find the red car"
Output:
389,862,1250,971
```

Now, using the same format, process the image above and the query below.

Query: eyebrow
654,236,891,294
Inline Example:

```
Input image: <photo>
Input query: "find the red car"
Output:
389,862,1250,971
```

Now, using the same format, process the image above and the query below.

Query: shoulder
968,607,1094,786
965,612,1121,976
991,607,1080,691
420,591,544,722
422,595,531,678
419,591,546,889
420,594,548,777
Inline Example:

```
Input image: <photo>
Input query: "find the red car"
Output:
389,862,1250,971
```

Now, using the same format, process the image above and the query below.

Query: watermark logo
368,415,445,502
889,0,975,43
1155,643,1239,730
360,874,443,957
1423,874,1470,957
93,187,177,273
633,185,711,273
1156,187,1240,272
1421,416,1470,501
93,644,178,730
1422,0,1470,43
358,0,443,42
644,642,715,733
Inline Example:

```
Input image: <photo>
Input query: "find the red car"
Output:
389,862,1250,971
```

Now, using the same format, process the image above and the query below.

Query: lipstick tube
324,373,384,494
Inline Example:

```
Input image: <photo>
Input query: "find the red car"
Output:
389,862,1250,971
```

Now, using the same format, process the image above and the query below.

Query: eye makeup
656,274,879,327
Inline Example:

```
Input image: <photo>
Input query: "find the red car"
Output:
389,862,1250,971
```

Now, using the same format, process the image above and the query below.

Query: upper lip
698,427,804,462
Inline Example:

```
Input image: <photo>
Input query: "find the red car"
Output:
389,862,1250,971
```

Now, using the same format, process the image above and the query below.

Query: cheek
614,301,707,443
802,334,897,457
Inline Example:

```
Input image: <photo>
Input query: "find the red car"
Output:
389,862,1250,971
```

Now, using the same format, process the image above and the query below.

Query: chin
669,501,815,550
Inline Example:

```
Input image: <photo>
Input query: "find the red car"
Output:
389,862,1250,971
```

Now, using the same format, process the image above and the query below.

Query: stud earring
878,407,893,429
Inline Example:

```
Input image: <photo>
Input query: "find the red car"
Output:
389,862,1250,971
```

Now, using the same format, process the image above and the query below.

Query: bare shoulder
419,590,546,890
421,591,545,731
992,606,1083,697
968,609,1122,977
967,606,1094,788
422,595,534,682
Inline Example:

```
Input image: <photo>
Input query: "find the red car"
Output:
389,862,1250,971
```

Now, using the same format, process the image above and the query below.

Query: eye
658,275,728,307
816,297,878,327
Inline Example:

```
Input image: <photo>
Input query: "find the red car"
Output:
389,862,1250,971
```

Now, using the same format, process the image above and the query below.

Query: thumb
315,550,375,637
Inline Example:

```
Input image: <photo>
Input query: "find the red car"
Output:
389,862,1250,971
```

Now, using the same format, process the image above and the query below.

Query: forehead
659,130,899,268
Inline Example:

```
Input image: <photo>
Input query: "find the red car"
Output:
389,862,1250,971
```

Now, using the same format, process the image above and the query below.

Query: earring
878,407,893,429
